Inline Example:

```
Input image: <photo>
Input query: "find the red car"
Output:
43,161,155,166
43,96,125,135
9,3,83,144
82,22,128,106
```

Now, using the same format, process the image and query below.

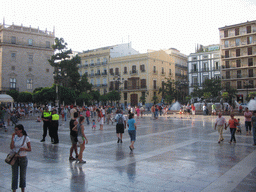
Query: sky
1,0,256,55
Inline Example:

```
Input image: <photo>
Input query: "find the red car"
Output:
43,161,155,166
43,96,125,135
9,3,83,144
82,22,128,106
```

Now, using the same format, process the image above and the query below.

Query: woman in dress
10,124,31,192
96,109,104,130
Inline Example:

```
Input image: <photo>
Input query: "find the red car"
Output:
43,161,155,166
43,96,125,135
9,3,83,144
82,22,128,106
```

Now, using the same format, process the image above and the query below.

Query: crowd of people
3,102,256,192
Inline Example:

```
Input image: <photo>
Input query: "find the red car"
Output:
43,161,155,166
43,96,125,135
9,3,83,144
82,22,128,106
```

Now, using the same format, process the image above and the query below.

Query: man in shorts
69,112,79,160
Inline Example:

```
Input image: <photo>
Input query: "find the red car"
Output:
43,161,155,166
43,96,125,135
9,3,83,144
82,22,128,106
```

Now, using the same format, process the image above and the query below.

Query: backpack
117,114,123,124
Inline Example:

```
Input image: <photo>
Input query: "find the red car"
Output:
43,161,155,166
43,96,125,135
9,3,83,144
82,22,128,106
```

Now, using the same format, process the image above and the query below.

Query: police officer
41,106,52,142
50,109,59,144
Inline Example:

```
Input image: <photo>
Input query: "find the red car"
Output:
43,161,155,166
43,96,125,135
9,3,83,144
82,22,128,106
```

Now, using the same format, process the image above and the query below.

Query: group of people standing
215,107,256,145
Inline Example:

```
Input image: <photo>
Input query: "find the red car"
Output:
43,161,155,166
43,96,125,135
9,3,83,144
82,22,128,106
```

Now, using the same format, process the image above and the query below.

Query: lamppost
53,68,67,107
244,81,251,103
113,75,124,108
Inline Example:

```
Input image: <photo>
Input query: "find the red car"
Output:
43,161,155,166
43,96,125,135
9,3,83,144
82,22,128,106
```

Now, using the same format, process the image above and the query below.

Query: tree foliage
17,92,32,103
6,90,19,102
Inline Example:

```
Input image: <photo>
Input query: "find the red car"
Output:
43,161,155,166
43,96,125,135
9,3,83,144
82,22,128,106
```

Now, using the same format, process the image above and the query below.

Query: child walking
92,119,96,130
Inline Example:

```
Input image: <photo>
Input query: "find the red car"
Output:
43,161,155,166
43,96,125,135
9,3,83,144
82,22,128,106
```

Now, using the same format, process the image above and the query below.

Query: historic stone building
0,21,55,93
219,20,256,102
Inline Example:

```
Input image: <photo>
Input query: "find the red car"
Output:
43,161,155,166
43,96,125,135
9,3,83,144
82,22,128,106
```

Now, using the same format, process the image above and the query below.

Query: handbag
5,136,26,165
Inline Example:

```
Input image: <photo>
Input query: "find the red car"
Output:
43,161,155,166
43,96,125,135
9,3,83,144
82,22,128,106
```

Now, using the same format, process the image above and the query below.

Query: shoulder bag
5,136,26,165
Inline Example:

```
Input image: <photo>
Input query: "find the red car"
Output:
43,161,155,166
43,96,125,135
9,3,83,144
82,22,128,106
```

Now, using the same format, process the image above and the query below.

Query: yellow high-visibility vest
52,114,59,121
43,111,52,118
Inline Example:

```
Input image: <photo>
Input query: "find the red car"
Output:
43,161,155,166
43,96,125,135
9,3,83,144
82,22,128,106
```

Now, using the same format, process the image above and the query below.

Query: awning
0,94,14,102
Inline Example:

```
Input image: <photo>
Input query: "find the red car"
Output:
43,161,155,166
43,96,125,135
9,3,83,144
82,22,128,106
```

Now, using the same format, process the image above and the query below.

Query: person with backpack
115,109,126,143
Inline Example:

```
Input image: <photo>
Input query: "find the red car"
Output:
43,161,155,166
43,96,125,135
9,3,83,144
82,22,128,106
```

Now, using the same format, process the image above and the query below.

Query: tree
48,37,81,90
222,85,237,105
58,85,77,105
202,79,221,98
76,92,92,106
78,74,92,93
159,79,176,104
249,92,256,100
33,87,55,104
139,95,146,105
6,90,19,102
107,91,120,105
99,94,108,105
90,90,101,104
191,85,203,99
17,92,32,103
152,96,159,104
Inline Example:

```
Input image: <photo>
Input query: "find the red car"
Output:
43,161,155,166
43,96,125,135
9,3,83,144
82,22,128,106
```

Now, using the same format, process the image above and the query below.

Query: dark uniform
50,112,59,144
41,108,52,142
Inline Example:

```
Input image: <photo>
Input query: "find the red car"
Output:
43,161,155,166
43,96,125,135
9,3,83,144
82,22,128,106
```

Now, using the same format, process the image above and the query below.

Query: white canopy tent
0,94,14,110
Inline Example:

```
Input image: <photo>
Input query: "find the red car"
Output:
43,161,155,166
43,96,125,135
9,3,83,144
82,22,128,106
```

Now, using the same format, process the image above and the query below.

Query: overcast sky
1,0,256,55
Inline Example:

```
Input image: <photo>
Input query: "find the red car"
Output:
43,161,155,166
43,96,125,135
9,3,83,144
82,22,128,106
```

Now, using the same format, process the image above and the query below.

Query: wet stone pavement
0,114,256,192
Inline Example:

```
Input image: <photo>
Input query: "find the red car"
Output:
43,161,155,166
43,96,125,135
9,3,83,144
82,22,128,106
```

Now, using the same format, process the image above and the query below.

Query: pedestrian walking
72,116,88,163
226,114,238,144
244,107,252,135
69,112,79,161
10,124,31,192
86,109,90,125
115,109,126,143
127,113,137,151
214,112,226,143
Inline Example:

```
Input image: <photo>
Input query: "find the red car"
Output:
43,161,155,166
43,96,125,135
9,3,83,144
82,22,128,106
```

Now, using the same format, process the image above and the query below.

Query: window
247,26,251,33
192,77,198,86
224,30,228,37
110,82,114,90
46,41,50,48
28,55,33,63
90,79,94,85
90,60,94,65
103,68,107,75
248,58,253,66
124,93,127,100
141,79,146,88
11,36,16,44
115,81,119,90
169,69,172,75
97,69,100,75
235,28,239,36
153,80,157,89
235,38,240,46
124,67,127,74
96,78,100,86
161,67,164,74
226,82,230,88
225,50,229,58
249,80,254,88
91,69,94,75
236,49,240,57
46,68,49,73
11,66,15,70
202,75,209,82
226,71,230,79
153,66,156,73
115,68,119,75
103,58,107,64
248,47,252,55
140,64,145,72
192,57,197,60
84,70,88,76
237,70,241,78
27,79,33,89
225,61,230,68
28,39,33,46
97,58,100,64
10,78,16,88
132,65,136,73
103,78,107,85
236,60,241,67
124,80,128,89
224,41,229,48
11,52,16,61
192,64,197,72
28,67,32,72
109,68,113,75
237,81,242,89
84,60,88,65
215,62,219,70
249,69,253,77
247,36,252,44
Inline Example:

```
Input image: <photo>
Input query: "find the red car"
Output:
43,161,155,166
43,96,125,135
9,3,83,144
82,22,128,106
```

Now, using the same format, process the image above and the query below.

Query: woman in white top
10,124,31,192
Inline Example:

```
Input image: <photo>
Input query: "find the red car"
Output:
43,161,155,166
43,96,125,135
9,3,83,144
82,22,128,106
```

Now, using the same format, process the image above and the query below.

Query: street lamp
53,68,67,107
113,75,124,108
244,81,251,103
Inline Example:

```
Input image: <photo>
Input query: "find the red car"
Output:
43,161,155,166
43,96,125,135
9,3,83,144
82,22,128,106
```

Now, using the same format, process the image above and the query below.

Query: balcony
102,84,107,87
90,63,95,67
96,62,101,66
190,69,198,73
175,63,187,69
237,74,242,78
161,71,166,75
89,73,95,77
130,70,138,75
153,86,159,90
102,62,107,65
152,70,158,75
123,71,128,75
201,68,209,72
222,64,256,70
95,73,101,76
102,72,107,76
190,83,199,87
141,69,146,73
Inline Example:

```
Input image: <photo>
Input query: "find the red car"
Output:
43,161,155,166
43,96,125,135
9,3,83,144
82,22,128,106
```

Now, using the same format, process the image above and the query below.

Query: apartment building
219,20,256,102
109,50,174,107
0,21,55,93
78,44,174,107
188,44,221,94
